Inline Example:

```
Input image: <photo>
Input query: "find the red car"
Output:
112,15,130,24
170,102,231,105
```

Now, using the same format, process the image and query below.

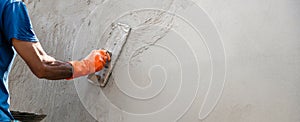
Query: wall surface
9,0,300,122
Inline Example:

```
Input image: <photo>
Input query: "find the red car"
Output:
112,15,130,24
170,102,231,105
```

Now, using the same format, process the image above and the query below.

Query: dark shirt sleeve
2,1,39,44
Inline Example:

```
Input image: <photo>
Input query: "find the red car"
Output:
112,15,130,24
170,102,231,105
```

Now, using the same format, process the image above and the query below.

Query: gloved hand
67,49,111,80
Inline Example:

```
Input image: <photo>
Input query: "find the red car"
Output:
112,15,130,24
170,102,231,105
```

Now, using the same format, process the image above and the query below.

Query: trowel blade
87,23,131,87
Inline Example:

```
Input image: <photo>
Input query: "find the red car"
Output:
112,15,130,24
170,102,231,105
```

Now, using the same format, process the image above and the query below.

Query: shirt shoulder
0,0,38,44
0,0,23,11
7,0,23,3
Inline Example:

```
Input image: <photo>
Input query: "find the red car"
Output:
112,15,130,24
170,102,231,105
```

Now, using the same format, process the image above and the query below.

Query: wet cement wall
9,0,300,122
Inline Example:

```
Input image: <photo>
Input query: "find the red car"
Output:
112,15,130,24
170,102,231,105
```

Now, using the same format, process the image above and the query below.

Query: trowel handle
107,51,112,57
100,48,112,57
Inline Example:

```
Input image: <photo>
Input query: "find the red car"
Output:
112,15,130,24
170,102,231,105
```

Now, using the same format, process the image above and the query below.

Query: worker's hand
67,49,111,80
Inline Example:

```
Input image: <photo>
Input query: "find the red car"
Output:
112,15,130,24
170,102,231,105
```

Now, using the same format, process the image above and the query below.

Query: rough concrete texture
9,0,300,122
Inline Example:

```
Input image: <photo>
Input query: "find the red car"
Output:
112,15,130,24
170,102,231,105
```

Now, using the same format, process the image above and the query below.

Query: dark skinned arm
12,38,73,80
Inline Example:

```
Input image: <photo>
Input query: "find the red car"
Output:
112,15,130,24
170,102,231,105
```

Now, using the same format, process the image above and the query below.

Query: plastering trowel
87,23,131,87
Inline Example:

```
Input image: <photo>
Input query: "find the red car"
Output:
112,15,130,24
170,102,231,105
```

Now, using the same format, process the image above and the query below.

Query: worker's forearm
40,60,73,80
12,39,74,80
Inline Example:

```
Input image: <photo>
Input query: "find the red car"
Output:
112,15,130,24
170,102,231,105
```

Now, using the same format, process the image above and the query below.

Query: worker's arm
12,39,73,80
12,38,110,80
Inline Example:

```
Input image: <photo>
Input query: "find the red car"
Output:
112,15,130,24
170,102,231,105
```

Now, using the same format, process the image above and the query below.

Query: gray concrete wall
9,0,300,122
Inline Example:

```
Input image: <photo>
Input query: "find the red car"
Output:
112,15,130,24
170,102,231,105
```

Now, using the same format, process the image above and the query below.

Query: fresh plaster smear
73,0,225,121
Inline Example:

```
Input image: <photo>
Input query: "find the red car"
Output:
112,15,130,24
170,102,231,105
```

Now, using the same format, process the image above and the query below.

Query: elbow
35,72,45,79
32,65,46,79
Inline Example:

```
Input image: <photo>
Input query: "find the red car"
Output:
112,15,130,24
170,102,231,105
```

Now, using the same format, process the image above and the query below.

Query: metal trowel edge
87,23,131,87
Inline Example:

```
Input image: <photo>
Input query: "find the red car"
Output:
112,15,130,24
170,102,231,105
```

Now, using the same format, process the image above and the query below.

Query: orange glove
67,49,111,80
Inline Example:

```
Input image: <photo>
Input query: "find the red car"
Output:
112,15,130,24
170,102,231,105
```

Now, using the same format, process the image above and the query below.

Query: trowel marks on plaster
72,0,225,121
88,23,131,87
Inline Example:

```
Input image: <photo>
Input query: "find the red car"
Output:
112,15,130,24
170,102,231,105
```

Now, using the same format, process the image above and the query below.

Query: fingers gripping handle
66,49,111,80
